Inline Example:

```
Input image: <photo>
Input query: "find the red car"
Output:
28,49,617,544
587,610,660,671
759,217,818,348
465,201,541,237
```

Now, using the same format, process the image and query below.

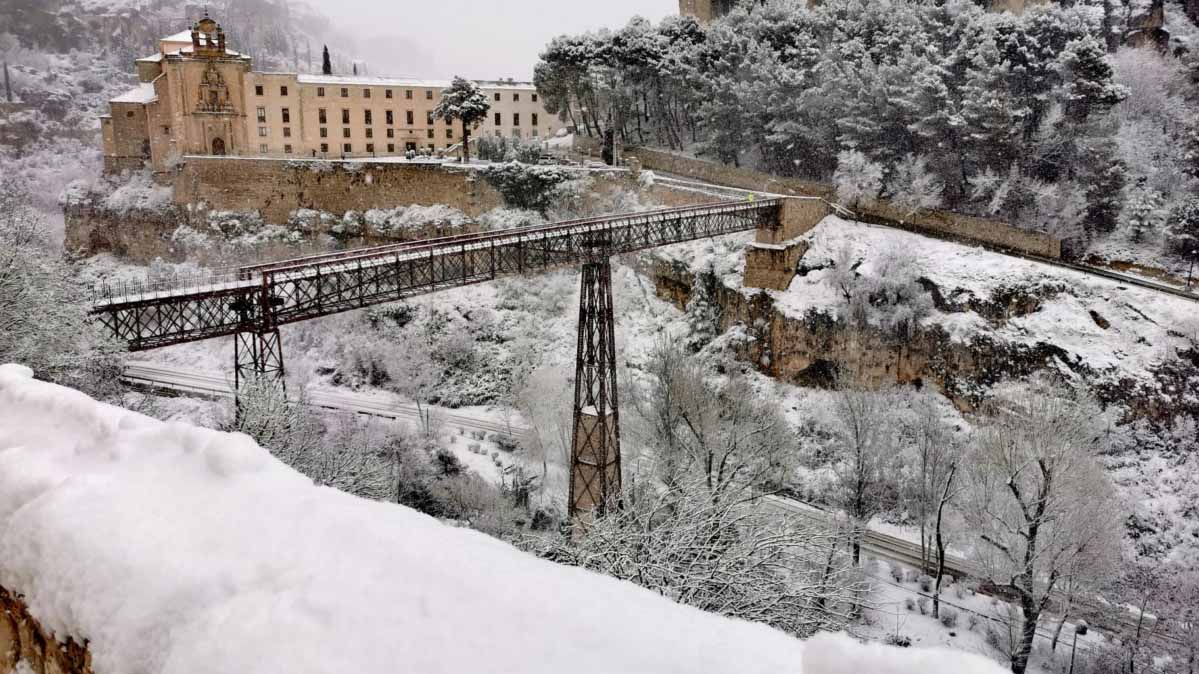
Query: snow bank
0,365,1005,674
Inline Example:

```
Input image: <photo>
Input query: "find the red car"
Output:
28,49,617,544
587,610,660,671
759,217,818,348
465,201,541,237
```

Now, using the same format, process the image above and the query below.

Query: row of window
260,142,454,155
257,106,539,128
252,84,538,103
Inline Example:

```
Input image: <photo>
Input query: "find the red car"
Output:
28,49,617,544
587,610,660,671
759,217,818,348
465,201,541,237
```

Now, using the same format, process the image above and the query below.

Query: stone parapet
744,239,810,291
0,586,92,674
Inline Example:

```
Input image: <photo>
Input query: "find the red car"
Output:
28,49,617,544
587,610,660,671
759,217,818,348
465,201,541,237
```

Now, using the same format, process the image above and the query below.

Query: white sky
308,0,678,80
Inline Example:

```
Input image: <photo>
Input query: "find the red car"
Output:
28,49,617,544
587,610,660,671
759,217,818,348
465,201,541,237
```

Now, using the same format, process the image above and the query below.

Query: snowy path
121,362,529,439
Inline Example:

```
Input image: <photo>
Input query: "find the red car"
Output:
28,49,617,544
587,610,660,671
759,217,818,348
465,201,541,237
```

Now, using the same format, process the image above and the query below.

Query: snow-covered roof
296,74,535,90
0,363,1006,674
160,29,194,44
110,82,157,105
136,52,164,64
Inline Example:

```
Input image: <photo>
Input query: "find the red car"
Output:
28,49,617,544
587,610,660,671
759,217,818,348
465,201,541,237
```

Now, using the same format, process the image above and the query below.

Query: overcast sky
308,0,678,81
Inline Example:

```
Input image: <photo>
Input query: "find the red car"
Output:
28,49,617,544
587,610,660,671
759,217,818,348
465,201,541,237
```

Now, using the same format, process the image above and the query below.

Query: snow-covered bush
834,150,884,209
939,607,959,628
829,243,933,340
478,162,579,212
1166,197,1199,261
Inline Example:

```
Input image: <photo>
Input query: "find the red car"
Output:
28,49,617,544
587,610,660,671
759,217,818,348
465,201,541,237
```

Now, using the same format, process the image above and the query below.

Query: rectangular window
366,128,373,139
284,144,293,154
494,130,501,137
386,128,394,138
162,126,170,135
512,128,521,138
259,143,269,153
427,129,434,139
532,129,540,137
387,143,395,153
283,127,291,138
343,143,352,153
513,93,519,102
532,93,538,102
366,143,375,153
258,126,268,137
386,89,393,99
494,112,501,126
426,111,434,125
406,110,414,125
342,109,350,124
363,89,371,99
280,86,288,96
532,113,538,126
255,85,264,96
425,90,433,100
405,90,413,100
494,92,500,102
341,87,349,98
320,143,329,153
320,127,328,138
428,143,435,152
317,87,325,97
318,108,327,124
386,110,394,125
513,113,520,126
343,128,351,138
446,128,453,139
256,107,266,123
281,108,290,124
364,109,372,125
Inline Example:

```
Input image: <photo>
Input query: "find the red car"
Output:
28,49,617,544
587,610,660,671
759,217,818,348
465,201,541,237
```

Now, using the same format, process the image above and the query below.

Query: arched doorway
211,137,226,155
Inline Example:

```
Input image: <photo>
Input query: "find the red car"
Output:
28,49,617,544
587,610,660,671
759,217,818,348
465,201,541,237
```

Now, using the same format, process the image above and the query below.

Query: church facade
102,14,559,172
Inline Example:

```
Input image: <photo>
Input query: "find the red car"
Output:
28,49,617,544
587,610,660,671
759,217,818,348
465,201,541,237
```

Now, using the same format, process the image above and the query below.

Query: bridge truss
92,198,783,517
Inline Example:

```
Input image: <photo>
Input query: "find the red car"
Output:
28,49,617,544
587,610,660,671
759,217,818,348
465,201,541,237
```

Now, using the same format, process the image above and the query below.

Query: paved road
122,362,530,440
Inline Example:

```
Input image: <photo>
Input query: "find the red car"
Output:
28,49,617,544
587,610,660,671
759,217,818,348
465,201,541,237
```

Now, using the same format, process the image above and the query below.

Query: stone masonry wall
173,158,507,224
0,586,92,674
626,146,1062,259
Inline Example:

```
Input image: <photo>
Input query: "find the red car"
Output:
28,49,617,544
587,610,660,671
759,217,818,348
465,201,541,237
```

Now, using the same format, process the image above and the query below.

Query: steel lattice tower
568,253,622,520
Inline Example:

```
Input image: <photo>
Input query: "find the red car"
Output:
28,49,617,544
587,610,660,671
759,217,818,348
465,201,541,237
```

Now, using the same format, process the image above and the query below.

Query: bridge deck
93,200,781,351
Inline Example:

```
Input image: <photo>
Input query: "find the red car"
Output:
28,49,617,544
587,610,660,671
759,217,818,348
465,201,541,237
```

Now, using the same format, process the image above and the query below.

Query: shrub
1166,196,1199,261
467,442,482,454
918,597,930,615
918,574,933,592
478,162,576,212
904,597,916,612
434,448,463,476
885,634,912,648
968,613,981,632
939,607,959,628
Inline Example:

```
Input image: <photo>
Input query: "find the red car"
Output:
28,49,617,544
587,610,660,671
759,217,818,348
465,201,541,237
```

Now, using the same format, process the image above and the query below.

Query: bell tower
679,0,715,22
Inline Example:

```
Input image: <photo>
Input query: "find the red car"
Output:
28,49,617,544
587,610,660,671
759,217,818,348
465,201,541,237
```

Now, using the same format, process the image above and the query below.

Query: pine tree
321,45,332,76
434,77,491,164
1059,36,1127,124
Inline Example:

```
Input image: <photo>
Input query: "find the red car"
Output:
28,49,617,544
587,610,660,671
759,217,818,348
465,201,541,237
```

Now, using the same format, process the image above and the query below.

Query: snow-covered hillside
0,363,1007,674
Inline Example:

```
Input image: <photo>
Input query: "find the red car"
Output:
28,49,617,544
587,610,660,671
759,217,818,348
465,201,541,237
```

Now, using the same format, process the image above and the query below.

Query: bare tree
639,339,793,503
829,384,901,565
532,477,865,638
900,391,965,618
965,378,1123,674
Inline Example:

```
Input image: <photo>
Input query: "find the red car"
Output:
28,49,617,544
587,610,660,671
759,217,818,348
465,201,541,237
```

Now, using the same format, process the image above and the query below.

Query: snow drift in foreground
0,364,1004,674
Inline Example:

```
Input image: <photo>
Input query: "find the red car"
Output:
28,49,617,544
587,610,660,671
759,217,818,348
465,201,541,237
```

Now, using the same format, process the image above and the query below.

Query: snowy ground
0,364,1011,674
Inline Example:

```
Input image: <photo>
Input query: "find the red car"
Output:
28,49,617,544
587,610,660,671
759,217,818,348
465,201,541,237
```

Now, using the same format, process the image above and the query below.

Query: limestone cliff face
651,260,1188,420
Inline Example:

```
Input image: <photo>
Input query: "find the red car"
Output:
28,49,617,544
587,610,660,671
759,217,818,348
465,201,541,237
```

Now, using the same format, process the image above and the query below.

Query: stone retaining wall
0,586,92,674
173,158,507,224
626,146,1062,259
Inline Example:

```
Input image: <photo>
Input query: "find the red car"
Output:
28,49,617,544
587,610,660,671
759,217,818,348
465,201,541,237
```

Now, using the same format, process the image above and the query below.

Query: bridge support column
568,258,622,522
744,197,829,291
233,329,286,417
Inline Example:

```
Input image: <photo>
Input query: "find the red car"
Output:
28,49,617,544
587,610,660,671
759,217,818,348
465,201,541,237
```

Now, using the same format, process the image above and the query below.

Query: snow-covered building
0,363,1008,674
101,13,559,172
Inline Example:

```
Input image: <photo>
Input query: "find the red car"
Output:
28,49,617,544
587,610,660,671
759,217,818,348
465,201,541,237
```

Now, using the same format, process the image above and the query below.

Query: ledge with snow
0,364,1003,674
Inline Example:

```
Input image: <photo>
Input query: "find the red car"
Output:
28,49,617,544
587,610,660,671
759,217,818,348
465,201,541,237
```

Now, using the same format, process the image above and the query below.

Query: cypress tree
321,45,332,75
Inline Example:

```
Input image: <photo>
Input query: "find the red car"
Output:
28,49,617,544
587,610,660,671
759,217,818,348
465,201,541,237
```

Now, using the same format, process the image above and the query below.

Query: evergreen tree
321,45,331,75
1167,197,1199,262
1058,36,1127,124
434,77,491,164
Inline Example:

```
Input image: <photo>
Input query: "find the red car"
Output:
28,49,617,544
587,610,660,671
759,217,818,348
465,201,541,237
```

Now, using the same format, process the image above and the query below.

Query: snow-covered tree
0,176,121,396
1167,197,1199,263
434,76,491,164
534,477,864,638
964,378,1123,674
1125,179,1165,244
834,149,884,209
887,154,945,217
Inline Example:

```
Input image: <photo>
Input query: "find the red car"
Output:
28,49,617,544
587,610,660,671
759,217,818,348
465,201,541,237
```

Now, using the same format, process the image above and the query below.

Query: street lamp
1068,621,1089,674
